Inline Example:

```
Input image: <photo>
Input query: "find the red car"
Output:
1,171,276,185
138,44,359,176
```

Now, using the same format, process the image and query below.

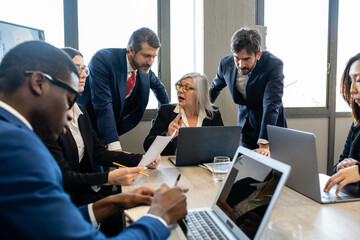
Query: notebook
179,146,291,240
168,126,241,166
267,125,360,204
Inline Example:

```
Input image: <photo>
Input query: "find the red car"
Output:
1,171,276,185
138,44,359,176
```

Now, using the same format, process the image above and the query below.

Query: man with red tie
79,27,169,151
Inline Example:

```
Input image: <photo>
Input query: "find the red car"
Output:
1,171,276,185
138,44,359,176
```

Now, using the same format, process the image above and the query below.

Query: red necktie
126,70,136,96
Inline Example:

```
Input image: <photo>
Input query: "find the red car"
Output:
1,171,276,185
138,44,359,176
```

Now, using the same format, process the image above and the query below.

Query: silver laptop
168,126,241,166
179,146,291,240
267,125,360,204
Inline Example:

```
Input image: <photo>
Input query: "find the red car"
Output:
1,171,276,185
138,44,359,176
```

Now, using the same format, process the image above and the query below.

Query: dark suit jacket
45,104,142,205
0,106,169,239
143,104,224,155
209,51,287,149
78,48,169,145
333,123,360,173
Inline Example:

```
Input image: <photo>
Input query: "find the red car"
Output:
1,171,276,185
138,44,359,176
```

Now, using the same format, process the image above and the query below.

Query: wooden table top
123,157,360,239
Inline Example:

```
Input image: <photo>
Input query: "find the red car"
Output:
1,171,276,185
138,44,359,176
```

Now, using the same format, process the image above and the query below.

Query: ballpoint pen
112,162,149,177
174,173,181,186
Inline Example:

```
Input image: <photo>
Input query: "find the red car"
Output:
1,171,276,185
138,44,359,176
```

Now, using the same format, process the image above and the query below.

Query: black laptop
168,126,241,166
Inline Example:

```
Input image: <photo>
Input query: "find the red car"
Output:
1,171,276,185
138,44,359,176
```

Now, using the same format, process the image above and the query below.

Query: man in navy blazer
79,27,169,151
209,28,287,156
0,41,187,239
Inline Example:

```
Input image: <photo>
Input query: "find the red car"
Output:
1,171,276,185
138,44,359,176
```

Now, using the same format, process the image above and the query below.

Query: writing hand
148,183,187,225
107,166,145,185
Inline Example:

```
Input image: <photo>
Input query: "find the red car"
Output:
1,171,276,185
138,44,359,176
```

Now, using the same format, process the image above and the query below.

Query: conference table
123,157,360,239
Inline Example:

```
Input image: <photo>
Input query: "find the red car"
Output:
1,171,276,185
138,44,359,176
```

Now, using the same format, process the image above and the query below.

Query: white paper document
138,130,177,167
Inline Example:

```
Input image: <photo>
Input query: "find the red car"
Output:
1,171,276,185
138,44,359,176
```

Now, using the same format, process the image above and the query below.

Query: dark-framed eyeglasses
175,82,196,93
24,71,80,110
75,64,90,75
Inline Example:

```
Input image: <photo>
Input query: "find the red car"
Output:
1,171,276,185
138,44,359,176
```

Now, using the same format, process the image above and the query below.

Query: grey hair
177,72,216,119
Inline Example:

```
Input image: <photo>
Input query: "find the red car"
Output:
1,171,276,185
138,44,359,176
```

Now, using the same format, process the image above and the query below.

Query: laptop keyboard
185,211,230,240
322,190,348,199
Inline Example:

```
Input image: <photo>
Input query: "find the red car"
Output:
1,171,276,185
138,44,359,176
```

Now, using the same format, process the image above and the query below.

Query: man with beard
79,27,169,151
0,41,187,239
209,27,287,156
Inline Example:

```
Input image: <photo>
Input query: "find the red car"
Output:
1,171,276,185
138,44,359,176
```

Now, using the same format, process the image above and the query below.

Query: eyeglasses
24,71,80,109
75,64,90,75
175,82,196,93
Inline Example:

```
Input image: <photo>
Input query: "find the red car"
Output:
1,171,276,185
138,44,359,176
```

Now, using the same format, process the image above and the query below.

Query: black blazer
45,104,142,205
143,104,224,155
333,123,360,173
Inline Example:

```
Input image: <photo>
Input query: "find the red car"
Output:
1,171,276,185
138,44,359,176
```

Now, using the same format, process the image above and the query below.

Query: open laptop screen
212,147,290,240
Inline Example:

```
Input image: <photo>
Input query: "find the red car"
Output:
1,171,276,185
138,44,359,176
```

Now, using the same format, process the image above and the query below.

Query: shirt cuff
145,213,168,227
88,203,101,229
257,138,269,145
356,162,360,175
107,141,122,151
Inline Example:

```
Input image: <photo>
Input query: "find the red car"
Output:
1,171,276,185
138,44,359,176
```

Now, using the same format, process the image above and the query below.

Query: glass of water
212,156,231,182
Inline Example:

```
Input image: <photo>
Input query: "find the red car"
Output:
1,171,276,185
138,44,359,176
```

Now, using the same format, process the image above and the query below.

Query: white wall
203,0,255,126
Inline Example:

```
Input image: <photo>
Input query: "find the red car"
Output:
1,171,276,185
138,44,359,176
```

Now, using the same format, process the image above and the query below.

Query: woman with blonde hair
144,72,224,155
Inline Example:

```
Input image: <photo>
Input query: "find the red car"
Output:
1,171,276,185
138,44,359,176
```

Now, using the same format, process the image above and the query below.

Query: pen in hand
178,104,181,124
174,173,181,186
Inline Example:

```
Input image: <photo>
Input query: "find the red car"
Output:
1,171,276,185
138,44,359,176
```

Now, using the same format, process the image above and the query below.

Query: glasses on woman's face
75,64,90,75
175,82,196,93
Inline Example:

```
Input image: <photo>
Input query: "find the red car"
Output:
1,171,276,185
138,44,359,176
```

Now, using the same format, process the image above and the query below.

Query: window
170,0,203,103
0,0,64,48
336,0,360,112
78,0,158,108
264,0,329,108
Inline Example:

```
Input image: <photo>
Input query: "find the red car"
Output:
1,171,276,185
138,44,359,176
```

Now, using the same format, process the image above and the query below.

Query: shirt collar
0,100,33,130
72,103,83,125
173,104,207,127
126,54,135,74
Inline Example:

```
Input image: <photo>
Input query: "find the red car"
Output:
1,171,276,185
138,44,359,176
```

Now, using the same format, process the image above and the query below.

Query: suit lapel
230,63,246,103
61,126,81,172
115,50,128,119
78,114,94,170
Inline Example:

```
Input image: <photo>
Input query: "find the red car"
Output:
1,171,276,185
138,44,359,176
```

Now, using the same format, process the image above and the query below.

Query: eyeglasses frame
24,70,80,109
175,82,196,93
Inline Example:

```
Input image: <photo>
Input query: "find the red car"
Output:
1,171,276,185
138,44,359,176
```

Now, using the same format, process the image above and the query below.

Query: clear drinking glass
212,156,231,182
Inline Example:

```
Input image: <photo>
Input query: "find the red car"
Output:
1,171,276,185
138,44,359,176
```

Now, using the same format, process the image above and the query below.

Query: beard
239,61,257,75
132,58,151,73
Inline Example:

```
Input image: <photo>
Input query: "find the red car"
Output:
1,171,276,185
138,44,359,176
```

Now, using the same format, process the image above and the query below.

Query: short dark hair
127,27,161,54
341,52,360,125
230,28,261,55
0,41,78,96
61,47,83,59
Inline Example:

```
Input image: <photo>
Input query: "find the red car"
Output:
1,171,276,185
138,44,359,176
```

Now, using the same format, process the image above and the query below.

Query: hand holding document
138,130,177,167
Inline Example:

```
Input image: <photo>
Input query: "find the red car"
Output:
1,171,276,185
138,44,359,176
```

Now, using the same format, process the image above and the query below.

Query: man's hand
148,183,187,225
324,165,360,194
336,158,358,172
92,187,154,223
107,166,145,185
253,143,270,157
